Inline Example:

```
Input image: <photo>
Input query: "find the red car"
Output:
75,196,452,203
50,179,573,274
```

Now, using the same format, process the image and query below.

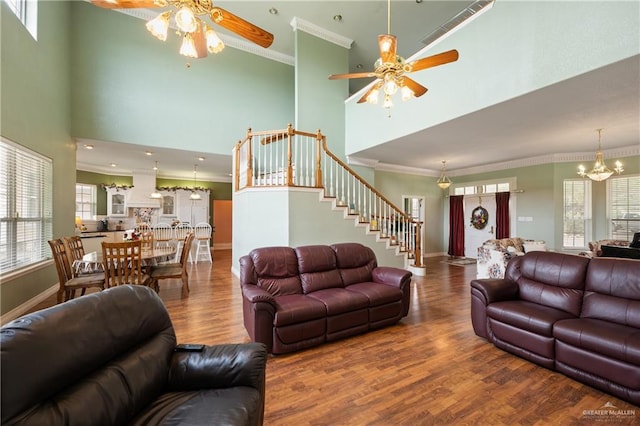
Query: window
453,182,510,196
608,175,640,240
563,179,592,248
4,0,37,39
0,138,53,274
75,184,96,220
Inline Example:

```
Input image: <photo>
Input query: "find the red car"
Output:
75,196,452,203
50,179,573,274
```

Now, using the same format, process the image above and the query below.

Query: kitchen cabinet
107,189,127,216
160,192,176,217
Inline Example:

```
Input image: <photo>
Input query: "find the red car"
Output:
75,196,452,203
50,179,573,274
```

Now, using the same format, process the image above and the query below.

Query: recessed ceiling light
110,163,117,167
269,7,278,15
145,151,153,156
333,14,342,22
83,144,94,149
355,64,363,69
198,156,205,161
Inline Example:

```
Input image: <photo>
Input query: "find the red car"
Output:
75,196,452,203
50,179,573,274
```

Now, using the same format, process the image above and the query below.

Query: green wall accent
1,1,72,315
70,1,294,154
294,30,348,160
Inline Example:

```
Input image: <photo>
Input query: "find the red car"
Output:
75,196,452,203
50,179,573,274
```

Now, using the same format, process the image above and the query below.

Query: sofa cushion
487,300,576,336
554,318,640,365
249,247,302,295
517,252,590,316
132,388,263,426
346,282,403,307
308,288,369,315
331,243,376,285
273,294,326,326
581,257,640,328
295,245,343,293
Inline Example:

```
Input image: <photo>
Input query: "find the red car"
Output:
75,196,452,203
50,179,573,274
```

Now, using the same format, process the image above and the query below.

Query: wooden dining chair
149,232,195,296
101,240,152,288
48,239,105,304
140,231,154,249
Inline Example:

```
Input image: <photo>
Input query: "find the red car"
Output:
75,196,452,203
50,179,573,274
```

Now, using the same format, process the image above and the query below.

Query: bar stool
173,223,193,263
153,223,173,248
193,222,213,263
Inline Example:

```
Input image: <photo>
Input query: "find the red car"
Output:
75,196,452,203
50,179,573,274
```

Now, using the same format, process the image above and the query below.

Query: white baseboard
1,284,58,325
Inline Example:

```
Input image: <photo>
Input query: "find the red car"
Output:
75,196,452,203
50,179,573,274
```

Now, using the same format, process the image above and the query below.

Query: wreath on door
470,206,489,230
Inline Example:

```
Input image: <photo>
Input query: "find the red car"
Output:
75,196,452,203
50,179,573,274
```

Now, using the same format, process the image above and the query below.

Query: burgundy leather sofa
240,243,412,354
1,285,267,425
471,251,640,404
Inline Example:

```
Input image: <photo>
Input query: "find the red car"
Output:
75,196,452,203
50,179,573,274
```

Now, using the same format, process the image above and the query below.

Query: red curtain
448,195,465,257
495,191,510,239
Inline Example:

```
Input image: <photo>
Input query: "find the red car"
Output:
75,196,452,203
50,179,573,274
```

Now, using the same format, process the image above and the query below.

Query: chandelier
577,129,623,181
145,0,226,58
436,160,452,189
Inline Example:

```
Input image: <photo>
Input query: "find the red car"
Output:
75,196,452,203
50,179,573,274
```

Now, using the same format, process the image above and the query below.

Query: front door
464,195,496,258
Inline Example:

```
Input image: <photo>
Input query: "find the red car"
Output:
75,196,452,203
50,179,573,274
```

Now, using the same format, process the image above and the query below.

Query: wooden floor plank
22,250,639,424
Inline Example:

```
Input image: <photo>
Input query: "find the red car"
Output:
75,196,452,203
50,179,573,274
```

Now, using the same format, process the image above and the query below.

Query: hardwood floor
24,251,639,425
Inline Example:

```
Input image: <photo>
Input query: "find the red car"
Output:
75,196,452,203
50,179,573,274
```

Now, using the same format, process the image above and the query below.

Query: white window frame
4,0,38,40
0,137,53,276
563,179,592,249
607,174,640,241
75,183,97,221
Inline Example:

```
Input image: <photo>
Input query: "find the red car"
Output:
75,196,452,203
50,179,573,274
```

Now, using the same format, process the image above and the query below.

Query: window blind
563,179,592,248
608,175,640,240
0,138,53,274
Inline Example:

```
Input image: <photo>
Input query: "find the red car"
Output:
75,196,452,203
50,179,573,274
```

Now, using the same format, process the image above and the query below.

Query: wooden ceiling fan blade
193,22,208,59
378,34,397,64
402,76,428,98
328,72,376,80
211,7,274,48
91,0,163,9
357,80,383,104
408,49,459,73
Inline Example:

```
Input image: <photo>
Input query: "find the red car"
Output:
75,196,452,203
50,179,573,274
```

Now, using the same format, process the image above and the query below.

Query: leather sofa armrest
242,285,276,305
372,267,412,288
470,278,519,305
168,343,267,391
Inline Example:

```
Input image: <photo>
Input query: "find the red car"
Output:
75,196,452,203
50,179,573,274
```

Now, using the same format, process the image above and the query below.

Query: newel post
286,123,294,186
245,128,253,188
315,129,323,188
413,221,423,267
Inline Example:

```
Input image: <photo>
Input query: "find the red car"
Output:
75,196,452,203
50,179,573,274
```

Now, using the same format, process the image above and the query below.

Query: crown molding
290,17,353,50
348,144,640,178
115,8,295,66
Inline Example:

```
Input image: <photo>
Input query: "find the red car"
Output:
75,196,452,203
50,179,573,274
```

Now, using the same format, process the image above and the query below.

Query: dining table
73,246,177,275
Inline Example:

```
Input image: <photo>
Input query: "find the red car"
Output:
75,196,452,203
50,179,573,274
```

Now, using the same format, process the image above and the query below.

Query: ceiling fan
328,0,459,109
91,0,274,59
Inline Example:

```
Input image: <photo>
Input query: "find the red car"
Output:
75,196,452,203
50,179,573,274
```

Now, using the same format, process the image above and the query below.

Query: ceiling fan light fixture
366,90,379,105
146,11,171,41
179,32,198,58
401,85,414,101
205,25,224,53
175,6,197,33
383,75,398,95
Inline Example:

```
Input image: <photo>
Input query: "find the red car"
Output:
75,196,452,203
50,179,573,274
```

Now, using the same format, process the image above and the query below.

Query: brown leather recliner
240,242,412,354
1,285,267,425
471,251,640,405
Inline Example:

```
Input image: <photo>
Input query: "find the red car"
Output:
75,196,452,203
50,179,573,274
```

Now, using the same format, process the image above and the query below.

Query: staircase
233,125,424,273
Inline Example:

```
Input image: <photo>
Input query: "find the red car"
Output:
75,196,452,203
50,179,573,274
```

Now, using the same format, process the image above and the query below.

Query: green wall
70,1,295,154
372,156,639,255
1,1,72,315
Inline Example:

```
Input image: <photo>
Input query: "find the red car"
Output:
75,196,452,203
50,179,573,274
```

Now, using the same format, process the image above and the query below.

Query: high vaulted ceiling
76,0,640,181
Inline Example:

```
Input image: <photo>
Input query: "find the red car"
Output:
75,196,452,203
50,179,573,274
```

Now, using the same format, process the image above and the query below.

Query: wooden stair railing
234,125,423,267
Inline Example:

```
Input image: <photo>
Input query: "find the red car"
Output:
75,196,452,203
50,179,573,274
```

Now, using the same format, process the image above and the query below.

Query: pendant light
436,160,452,189
190,164,202,200
150,161,162,199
